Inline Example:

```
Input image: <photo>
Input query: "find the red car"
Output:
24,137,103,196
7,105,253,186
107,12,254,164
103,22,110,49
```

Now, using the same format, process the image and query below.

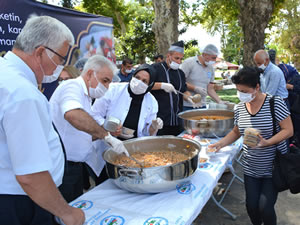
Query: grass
208,88,240,104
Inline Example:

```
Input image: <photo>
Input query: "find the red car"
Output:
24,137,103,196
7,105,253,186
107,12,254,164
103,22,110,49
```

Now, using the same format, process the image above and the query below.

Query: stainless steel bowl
178,109,234,137
103,136,201,193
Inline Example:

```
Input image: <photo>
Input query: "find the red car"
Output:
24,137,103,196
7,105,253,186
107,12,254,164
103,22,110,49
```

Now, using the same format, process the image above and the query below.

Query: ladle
176,90,202,103
125,153,144,168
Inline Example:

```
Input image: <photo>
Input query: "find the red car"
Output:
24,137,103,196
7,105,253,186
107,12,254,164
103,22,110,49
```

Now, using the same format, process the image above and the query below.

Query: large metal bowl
178,109,234,137
102,136,201,193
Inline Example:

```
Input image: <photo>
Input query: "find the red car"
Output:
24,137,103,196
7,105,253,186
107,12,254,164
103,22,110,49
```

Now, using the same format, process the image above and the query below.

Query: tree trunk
238,0,274,66
152,0,179,56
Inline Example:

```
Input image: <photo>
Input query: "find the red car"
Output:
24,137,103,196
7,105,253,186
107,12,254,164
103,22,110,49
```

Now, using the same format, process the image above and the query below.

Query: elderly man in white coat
50,55,128,203
91,64,163,140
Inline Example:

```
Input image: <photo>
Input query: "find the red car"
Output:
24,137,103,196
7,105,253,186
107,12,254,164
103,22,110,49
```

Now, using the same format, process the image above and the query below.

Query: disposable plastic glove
161,83,177,94
104,133,129,156
187,98,202,109
151,117,164,130
194,86,207,97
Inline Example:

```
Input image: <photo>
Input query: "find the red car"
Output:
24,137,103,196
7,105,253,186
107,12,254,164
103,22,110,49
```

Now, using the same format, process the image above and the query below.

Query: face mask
41,50,64,83
89,72,108,98
204,61,215,66
237,90,256,103
125,69,132,74
170,61,180,70
258,62,266,70
129,77,148,95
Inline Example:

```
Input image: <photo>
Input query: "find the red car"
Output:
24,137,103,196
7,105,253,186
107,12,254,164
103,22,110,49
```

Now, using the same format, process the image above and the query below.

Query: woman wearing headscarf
91,64,163,139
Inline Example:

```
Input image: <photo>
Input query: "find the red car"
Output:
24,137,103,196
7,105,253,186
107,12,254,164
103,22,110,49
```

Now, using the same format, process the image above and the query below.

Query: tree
238,0,275,66
152,0,180,56
61,0,73,8
82,0,157,63
184,0,284,66
270,0,300,68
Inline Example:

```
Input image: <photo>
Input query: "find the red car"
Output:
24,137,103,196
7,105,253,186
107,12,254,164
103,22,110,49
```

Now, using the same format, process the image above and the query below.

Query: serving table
57,136,243,225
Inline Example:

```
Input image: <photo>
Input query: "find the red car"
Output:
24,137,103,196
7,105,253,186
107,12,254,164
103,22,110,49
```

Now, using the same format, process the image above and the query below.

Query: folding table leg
211,194,237,220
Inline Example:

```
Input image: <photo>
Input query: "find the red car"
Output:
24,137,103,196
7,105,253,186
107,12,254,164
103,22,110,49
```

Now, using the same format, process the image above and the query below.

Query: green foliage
267,0,300,65
82,0,156,63
216,88,239,103
183,39,200,59
61,0,73,8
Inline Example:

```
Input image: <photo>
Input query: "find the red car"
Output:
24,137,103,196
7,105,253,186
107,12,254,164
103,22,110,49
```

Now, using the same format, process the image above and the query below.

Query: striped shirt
234,95,289,178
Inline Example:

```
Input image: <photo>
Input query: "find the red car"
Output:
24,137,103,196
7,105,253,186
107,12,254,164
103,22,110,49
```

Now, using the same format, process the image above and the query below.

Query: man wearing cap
151,41,192,136
181,44,223,110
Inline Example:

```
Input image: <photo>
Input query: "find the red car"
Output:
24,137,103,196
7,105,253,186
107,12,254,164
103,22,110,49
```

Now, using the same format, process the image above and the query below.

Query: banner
0,0,114,99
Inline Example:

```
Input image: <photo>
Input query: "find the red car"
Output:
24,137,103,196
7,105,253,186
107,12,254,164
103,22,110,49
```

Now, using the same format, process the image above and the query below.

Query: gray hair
202,44,219,55
14,15,74,53
254,50,269,61
82,54,117,76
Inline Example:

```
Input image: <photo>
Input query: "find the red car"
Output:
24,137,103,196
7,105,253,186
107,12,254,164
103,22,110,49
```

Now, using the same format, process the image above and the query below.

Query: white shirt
0,51,65,195
180,56,215,107
91,83,158,137
50,76,95,163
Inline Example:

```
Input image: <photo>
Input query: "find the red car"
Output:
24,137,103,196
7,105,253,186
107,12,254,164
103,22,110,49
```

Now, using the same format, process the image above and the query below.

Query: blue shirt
0,51,64,195
117,69,134,82
260,62,288,98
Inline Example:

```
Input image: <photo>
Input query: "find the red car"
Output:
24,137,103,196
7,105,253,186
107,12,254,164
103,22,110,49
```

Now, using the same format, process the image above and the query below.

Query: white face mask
129,77,148,95
170,61,180,70
89,72,108,98
258,62,266,70
125,69,133,74
237,90,256,103
41,50,64,83
205,61,215,66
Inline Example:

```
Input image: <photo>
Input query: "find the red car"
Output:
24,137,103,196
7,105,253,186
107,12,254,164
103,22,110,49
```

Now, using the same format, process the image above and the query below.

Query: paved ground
191,162,300,225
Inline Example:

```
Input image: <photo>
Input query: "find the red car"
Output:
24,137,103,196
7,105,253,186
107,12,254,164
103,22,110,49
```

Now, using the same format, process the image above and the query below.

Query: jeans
244,174,278,225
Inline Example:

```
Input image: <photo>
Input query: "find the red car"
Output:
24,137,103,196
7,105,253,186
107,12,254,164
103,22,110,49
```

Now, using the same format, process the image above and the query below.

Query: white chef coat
49,76,105,175
91,83,158,137
0,51,65,195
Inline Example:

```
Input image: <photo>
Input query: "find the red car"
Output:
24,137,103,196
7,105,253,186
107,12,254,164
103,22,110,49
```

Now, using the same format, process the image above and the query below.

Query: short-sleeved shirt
234,95,289,178
49,76,94,162
260,62,288,99
117,70,134,82
151,62,187,126
0,51,64,195
180,56,215,107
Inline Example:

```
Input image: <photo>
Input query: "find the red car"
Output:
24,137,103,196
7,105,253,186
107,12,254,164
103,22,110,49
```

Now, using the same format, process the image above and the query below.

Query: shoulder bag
270,96,300,194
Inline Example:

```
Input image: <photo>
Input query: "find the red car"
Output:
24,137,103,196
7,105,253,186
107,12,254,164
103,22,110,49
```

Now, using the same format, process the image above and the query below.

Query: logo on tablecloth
100,215,125,225
143,217,168,225
199,162,212,169
71,200,93,210
176,181,196,194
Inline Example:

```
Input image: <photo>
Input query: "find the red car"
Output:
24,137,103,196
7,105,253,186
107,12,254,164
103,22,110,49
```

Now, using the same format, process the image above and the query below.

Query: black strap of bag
269,96,289,192
52,123,68,171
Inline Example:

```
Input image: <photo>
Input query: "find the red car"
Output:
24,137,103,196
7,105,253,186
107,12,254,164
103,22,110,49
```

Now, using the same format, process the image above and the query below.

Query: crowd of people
1,15,299,225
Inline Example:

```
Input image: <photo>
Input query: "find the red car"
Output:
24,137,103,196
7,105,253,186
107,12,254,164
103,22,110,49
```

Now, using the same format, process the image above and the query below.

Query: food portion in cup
243,128,261,147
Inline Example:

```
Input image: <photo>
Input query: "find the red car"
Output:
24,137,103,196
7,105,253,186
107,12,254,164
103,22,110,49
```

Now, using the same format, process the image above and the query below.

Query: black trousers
0,194,54,225
157,125,183,136
244,175,278,225
58,161,83,203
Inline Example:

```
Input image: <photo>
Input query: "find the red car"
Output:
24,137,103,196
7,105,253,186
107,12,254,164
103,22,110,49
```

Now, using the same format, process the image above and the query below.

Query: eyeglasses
44,46,68,65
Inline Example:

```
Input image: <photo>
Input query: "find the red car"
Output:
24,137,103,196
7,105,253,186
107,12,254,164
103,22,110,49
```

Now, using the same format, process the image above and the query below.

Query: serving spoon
125,152,144,168
176,90,202,103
